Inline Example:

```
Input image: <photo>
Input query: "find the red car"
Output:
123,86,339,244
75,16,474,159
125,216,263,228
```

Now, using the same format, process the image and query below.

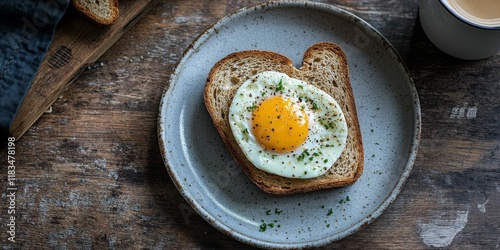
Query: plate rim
157,0,421,248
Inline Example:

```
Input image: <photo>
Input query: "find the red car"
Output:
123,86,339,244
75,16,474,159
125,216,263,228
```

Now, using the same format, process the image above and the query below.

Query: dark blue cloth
0,0,69,139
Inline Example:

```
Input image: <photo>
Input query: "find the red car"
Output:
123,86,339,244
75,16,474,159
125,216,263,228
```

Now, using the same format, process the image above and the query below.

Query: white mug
419,0,500,60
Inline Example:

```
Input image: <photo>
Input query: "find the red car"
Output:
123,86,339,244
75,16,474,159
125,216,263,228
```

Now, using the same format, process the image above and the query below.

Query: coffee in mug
419,0,500,60
444,0,500,27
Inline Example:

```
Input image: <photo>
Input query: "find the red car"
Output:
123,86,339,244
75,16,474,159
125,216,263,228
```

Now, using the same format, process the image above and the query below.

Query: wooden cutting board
10,0,158,139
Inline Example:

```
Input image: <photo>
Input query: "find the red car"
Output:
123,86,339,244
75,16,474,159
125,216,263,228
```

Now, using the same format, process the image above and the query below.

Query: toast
72,0,119,26
204,42,364,195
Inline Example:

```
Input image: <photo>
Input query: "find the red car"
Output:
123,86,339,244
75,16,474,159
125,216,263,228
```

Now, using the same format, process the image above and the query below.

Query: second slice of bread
72,0,119,26
204,42,364,195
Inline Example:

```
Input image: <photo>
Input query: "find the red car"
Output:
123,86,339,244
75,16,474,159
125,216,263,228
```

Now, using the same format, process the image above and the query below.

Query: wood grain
1,0,499,249
9,0,159,139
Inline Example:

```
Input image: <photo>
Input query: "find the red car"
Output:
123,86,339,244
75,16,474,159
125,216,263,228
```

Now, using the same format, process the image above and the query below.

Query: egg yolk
251,96,309,153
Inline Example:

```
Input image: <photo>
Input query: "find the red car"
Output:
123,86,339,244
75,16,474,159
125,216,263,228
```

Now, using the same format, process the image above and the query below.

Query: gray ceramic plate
158,1,420,248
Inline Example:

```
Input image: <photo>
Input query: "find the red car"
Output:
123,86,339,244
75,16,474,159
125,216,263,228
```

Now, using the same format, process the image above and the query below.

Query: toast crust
72,0,119,26
204,42,364,195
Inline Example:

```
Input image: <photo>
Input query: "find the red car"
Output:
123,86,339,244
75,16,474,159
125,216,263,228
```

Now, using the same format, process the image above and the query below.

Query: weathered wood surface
1,0,499,248
9,0,158,139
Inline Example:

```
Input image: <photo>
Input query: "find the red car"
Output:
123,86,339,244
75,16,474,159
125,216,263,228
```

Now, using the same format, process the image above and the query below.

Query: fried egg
228,71,348,179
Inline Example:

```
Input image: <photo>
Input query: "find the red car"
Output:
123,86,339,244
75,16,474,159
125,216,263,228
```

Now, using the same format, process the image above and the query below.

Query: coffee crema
444,0,500,27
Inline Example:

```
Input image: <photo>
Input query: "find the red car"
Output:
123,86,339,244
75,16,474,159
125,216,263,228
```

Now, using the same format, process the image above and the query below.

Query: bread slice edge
72,0,119,26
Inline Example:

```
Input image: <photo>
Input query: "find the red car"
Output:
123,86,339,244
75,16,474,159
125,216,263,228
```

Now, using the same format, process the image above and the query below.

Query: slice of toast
204,42,364,195
72,0,119,26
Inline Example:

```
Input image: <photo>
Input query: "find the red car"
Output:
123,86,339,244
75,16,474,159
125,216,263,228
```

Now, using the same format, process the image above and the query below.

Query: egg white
229,71,348,178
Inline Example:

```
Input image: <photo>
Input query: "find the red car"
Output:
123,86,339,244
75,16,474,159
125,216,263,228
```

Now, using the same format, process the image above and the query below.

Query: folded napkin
0,0,69,139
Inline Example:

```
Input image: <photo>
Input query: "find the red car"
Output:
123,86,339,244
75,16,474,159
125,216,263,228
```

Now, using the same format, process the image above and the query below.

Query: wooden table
1,0,499,248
